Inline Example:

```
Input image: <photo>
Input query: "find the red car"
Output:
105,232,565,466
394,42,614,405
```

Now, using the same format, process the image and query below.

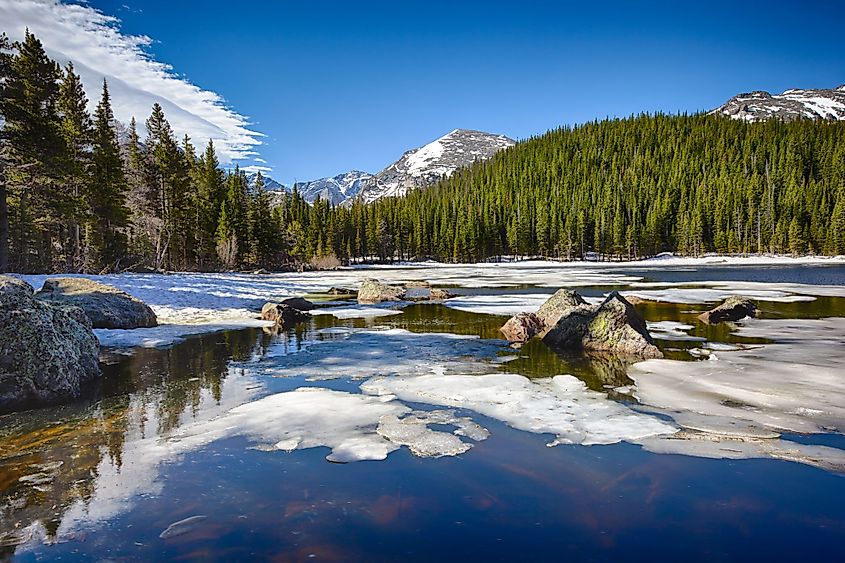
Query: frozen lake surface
3,257,845,560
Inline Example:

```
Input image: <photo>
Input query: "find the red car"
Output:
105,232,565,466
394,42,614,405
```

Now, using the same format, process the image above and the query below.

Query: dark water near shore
2,264,845,561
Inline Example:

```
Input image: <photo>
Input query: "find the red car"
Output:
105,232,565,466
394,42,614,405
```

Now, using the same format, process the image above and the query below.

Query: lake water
2,262,845,561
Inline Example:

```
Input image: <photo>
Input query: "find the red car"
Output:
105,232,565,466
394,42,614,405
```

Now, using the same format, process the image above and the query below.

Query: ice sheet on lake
628,318,845,466
171,387,484,462
310,306,404,319
361,373,677,446
647,321,704,342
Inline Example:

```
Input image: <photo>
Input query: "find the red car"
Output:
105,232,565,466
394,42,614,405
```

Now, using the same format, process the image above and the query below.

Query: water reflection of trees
0,327,266,553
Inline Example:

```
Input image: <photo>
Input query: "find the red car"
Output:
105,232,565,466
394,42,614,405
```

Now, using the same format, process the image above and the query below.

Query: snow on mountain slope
293,170,375,205
246,172,286,192
712,85,845,122
355,128,515,204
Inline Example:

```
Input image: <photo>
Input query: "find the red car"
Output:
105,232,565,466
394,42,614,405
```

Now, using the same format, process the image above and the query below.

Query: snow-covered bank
13,255,845,349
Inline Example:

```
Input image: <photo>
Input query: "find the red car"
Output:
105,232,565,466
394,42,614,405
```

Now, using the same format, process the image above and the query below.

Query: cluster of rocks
356,278,453,304
501,289,663,359
501,289,761,358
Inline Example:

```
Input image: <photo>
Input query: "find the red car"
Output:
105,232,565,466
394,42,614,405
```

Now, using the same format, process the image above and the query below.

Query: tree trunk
0,179,8,272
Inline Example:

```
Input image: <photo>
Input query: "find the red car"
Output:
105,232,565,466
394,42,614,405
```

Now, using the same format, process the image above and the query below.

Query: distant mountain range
712,84,845,122
254,128,515,206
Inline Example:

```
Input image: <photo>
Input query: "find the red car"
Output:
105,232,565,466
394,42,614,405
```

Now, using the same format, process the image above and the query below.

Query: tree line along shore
2,31,844,275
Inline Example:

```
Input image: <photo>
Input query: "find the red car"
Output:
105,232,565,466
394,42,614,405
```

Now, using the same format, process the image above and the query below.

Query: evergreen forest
1,30,844,274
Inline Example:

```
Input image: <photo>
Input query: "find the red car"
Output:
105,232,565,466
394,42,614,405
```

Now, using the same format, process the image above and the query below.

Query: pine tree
87,79,129,271
193,139,225,269
57,61,92,270
0,33,14,272
1,30,64,271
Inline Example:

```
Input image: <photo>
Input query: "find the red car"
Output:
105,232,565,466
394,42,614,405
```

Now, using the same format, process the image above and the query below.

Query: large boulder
535,289,588,327
543,292,662,358
36,277,157,329
500,312,544,343
261,302,310,327
280,297,315,311
500,288,587,343
357,279,406,304
0,276,100,412
698,296,757,324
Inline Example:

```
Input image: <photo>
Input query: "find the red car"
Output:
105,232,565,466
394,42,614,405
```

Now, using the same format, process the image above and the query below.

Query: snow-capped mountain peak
293,170,375,205
355,128,515,204
712,85,845,122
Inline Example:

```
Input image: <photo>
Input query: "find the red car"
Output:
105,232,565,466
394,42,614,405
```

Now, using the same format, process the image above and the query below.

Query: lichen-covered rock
535,289,588,327
261,302,310,327
280,297,315,311
698,296,757,324
543,292,662,358
36,277,157,329
357,279,406,304
0,276,100,413
327,287,357,298
429,288,453,301
500,312,544,343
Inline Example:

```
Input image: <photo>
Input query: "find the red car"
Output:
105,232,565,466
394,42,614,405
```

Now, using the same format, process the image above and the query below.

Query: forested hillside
331,114,845,262
2,30,844,274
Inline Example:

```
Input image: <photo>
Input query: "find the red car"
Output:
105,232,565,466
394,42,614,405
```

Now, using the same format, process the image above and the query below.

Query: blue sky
14,1,845,182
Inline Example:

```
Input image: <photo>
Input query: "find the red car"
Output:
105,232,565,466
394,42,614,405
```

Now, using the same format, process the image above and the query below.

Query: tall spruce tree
87,79,129,271
57,61,92,270
1,30,64,271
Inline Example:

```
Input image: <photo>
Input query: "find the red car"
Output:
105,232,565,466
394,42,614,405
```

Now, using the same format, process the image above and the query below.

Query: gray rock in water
500,312,544,343
535,289,588,327
543,292,662,358
261,302,310,327
0,276,100,412
326,287,357,298
429,288,454,301
698,296,757,324
357,279,406,304
36,277,157,329
280,297,315,311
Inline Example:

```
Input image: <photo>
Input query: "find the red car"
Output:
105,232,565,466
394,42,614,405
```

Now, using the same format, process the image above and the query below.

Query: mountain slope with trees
2,30,843,274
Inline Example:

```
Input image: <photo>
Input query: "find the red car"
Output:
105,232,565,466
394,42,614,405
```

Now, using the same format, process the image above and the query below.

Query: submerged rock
500,312,544,343
261,302,310,327
0,276,100,412
698,296,757,324
357,279,406,304
429,288,454,301
36,277,157,329
280,296,315,311
535,289,588,327
543,292,662,358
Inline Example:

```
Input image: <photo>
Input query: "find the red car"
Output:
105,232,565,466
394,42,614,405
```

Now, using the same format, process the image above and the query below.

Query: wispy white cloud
240,164,274,174
0,0,264,166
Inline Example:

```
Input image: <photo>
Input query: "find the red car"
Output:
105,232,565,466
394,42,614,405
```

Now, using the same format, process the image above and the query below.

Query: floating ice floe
171,387,485,462
646,321,705,342
310,306,404,320
627,317,845,467
361,373,677,446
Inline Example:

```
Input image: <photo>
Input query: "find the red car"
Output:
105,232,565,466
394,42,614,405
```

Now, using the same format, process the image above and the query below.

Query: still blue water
2,264,844,561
